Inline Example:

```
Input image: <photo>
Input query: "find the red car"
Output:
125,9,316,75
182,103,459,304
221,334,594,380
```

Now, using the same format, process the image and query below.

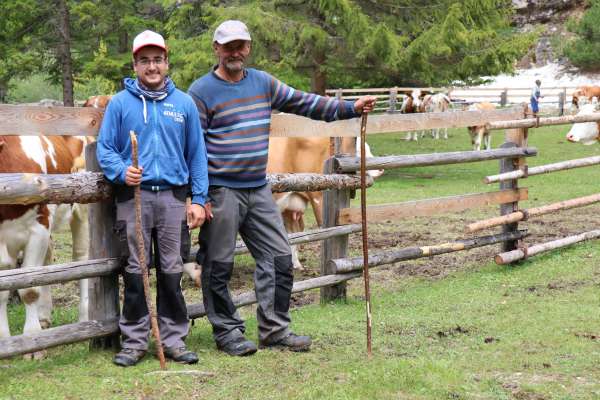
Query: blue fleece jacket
96,78,208,205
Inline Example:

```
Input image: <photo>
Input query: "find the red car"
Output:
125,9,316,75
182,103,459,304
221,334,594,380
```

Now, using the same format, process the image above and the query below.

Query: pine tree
565,0,600,70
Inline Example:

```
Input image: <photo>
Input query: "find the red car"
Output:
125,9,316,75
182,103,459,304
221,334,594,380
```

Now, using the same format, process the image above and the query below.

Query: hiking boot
259,333,312,352
113,348,146,367
163,345,199,364
217,336,257,357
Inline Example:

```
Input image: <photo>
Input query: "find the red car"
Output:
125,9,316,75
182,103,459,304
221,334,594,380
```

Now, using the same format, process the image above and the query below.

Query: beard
224,58,244,73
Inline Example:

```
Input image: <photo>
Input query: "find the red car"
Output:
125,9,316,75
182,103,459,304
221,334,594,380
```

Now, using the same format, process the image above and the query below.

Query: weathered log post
320,157,352,302
499,105,528,253
388,87,398,113
86,142,120,350
500,89,508,107
558,89,566,116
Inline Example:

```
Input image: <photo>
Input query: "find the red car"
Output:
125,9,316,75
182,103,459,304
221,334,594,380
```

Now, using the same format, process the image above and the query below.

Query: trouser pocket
114,220,130,268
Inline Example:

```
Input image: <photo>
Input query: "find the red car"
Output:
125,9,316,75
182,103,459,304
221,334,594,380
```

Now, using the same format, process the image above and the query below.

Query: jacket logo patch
163,110,184,123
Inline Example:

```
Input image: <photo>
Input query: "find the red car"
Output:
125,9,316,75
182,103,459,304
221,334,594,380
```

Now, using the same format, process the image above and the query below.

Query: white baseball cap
213,20,251,44
132,30,167,55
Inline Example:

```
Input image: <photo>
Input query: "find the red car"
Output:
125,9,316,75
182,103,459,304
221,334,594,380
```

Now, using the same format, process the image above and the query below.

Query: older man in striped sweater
188,20,375,356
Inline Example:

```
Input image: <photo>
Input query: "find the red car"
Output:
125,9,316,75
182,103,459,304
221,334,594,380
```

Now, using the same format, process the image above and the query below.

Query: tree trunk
311,51,327,95
0,80,7,103
56,0,74,106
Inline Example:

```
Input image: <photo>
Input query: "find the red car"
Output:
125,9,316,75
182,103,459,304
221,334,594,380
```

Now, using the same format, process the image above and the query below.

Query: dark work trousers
115,189,190,351
196,184,294,346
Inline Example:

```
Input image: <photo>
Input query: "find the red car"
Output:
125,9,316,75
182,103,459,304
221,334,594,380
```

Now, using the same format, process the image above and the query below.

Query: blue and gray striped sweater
187,68,360,188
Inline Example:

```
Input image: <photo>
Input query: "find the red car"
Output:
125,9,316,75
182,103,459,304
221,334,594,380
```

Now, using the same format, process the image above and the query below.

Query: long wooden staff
129,131,167,370
359,114,373,357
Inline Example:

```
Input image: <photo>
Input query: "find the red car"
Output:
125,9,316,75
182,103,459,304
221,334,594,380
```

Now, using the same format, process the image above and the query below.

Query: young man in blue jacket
97,30,208,367
188,20,375,356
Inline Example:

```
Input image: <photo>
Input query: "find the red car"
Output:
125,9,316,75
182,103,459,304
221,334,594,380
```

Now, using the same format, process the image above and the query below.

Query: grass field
3,124,600,399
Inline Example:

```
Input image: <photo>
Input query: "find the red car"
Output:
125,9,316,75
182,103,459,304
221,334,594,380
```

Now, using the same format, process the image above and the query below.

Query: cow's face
83,95,112,108
566,104,600,145
354,138,384,178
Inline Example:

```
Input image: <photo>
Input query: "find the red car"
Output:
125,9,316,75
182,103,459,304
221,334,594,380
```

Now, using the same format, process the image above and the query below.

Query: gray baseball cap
213,20,251,44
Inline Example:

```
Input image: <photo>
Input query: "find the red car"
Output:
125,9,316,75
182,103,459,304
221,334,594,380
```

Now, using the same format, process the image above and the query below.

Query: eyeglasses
136,57,166,67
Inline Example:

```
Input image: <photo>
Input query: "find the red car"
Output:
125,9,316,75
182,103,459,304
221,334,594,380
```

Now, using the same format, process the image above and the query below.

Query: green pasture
3,124,600,399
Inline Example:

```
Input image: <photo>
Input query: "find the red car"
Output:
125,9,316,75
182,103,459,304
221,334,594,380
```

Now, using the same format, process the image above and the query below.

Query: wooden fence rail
495,229,600,265
334,147,537,173
467,193,600,233
484,156,600,184
330,230,528,273
0,172,372,205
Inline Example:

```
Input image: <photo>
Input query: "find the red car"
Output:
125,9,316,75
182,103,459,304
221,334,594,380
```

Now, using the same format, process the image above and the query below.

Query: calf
424,93,452,140
467,102,495,151
267,137,383,269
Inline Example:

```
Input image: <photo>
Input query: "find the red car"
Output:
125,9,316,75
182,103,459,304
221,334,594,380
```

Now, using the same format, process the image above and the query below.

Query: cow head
566,103,600,145
83,95,112,109
355,138,384,178
571,89,582,111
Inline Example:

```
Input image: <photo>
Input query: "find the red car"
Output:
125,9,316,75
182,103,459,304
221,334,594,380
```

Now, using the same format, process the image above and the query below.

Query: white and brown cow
267,136,383,269
467,102,495,151
400,89,427,141
566,103,600,145
0,134,90,359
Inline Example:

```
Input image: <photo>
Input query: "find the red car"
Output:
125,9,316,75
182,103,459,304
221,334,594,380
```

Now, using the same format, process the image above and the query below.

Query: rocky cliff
511,0,586,67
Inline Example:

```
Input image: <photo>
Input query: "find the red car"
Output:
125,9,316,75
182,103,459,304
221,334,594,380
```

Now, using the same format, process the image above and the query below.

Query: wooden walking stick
129,131,167,370
359,113,373,357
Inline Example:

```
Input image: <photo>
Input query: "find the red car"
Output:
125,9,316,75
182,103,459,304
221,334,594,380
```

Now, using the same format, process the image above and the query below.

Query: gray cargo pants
196,184,293,346
115,189,190,350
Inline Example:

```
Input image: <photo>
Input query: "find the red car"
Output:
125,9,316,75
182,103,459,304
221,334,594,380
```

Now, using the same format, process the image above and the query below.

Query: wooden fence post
558,88,566,116
500,89,508,107
499,105,528,253
85,142,120,350
388,87,398,113
320,158,350,302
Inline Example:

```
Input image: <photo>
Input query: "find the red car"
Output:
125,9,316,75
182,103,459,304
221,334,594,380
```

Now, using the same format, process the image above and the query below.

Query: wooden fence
1,102,600,359
326,86,582,115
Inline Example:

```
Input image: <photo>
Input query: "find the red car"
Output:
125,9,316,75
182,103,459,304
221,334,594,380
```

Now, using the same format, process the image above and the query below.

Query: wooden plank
338,188,528,224
0,104,103,136
0,103,527,138
269,107,524,137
